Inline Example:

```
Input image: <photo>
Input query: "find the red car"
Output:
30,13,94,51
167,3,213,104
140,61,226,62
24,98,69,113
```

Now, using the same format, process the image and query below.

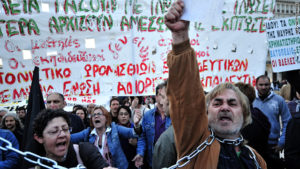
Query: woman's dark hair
74,106,88,119
33,109,70,137
117,105,132,118
109,97,120,106
121,97,130,106
73,104,84,112
130,96,144,105
74,106,90,128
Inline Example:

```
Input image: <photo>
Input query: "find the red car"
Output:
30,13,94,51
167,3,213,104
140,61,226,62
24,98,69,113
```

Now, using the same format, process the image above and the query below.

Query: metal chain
163,129,215,169
245,145,262,169
164,129,261,169
0,136,86,169
215,135,244,146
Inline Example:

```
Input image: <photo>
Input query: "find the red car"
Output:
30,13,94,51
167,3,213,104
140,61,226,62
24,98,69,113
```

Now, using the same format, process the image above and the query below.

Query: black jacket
285,111,300,169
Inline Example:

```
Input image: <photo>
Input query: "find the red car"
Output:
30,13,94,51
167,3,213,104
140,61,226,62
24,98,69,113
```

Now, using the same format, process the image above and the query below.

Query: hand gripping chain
0,136,85,169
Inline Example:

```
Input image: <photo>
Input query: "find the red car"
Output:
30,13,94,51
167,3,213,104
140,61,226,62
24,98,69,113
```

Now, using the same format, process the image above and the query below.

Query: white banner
265,16,300,72
0,0,274,104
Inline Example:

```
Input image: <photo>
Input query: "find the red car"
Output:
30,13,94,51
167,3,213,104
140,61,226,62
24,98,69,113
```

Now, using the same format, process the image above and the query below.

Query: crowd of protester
0,74,299,169
1,1,300,169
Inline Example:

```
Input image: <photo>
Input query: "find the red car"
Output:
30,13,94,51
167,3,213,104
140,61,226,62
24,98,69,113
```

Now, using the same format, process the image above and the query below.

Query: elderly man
164,1,266,168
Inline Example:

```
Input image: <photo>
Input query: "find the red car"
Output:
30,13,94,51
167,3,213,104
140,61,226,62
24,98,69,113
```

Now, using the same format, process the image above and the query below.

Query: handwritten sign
265,17,300,72
0,0,275,105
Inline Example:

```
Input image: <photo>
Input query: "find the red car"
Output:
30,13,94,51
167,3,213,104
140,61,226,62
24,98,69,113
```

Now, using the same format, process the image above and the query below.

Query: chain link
164,129,261,169
0,136,85,169
163,129,215,169
245,145,262,169
215,135,244,146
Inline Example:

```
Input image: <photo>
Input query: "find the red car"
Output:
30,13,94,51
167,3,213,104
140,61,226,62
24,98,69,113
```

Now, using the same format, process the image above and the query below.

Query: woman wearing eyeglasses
32,109,113,169
71,106,142,169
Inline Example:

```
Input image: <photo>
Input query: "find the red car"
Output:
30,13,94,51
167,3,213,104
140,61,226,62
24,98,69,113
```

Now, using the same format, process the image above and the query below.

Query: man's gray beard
209,122,242,138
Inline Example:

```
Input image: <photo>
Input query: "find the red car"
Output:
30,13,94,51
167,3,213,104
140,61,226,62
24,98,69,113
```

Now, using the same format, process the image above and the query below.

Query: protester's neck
156,106,165,119
259,92,270,100
9,126,16,132
96,127,106,136
111,111,117,117
47,153,66,162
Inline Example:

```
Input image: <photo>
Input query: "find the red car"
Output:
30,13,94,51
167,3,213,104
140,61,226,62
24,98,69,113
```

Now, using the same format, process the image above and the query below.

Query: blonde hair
280,83,291,101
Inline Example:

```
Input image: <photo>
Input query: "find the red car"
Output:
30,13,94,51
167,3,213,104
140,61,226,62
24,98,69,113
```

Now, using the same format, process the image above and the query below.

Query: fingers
135,111,142,119
132,154,141,161
134,109,142,121
133,155,144,168
165,0,184,23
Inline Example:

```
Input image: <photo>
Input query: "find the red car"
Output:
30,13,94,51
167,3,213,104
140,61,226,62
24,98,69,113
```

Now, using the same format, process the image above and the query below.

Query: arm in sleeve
136,119,147,157
167,40,208,158
71,128,90,144
278,100,291,147
152,126,177,169
79,142,109,169
116,124,138,138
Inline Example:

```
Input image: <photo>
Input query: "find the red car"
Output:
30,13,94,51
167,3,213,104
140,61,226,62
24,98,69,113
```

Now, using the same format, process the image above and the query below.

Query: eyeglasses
46,127,72,136
92,112,104,117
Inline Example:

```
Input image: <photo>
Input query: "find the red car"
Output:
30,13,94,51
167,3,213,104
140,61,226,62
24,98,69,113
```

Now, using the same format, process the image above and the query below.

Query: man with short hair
163,1,266,168
109,97,120,122
16,107,26,124
133,82,172,168
87,103,96,118
46,92,84,133
253,75,291,169
152,80,177,169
